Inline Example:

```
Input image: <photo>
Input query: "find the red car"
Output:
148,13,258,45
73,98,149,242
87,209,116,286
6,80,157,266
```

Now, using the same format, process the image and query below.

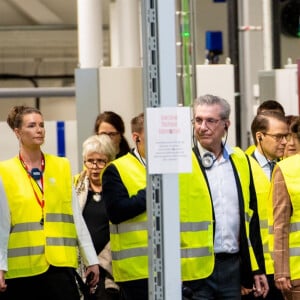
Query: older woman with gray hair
74,134,121,300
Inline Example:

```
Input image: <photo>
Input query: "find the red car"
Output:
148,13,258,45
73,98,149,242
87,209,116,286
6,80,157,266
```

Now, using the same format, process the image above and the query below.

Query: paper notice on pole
146,107,192,174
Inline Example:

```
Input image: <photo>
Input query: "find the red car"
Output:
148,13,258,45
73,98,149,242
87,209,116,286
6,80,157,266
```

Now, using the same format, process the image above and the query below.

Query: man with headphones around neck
101,113,148,300
243,111,289,300
180,94,268,299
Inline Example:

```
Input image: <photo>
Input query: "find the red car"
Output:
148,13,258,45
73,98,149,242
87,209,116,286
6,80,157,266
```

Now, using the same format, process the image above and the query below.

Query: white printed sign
146,107,192,174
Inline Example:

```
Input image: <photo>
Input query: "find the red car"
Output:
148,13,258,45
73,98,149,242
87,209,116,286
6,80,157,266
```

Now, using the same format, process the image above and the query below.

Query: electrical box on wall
258,65,299,115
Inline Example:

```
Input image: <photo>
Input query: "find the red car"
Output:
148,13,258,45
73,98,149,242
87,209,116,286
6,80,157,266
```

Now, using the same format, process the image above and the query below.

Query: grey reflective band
112,247,148,260
245,212,251,222
8,245,44,257
290,247,300,256
263,244,269,252
46,213,74,223
268,226,273,234
46,237,77,246
290,222,300,232
110,221,147,234
11,222,42,233
180,221,211,232
247,238,251,247
259,219,268,229
181,247,211,258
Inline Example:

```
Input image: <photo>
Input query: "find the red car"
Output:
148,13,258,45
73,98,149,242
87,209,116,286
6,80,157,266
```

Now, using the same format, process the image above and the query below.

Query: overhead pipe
0,87,75,98
0,73,75,107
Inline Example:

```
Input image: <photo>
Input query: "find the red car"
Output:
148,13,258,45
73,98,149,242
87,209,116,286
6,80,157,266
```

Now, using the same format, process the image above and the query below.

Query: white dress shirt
253,149,273,180
199,145,240,254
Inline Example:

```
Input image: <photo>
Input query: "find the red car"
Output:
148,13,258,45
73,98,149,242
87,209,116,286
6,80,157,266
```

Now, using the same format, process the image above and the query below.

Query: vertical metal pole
227,0,241,146
297,59,300,114
262,0,273,70
238,0,264,148
181,0,193,106
238,0,252,148
118,0,141,66
76,0,102,168
176,0,196,107
272,0,281,68
141,0,181,299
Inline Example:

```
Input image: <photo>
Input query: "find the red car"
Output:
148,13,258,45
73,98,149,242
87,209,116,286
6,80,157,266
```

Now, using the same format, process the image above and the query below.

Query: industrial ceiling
0,0,110,77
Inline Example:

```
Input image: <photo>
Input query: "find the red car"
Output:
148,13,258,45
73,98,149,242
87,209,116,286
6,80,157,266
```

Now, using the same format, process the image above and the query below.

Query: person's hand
241,285,252,295
85,264,100,293
0,270,7,293
253,274,269,298
275,277,292,292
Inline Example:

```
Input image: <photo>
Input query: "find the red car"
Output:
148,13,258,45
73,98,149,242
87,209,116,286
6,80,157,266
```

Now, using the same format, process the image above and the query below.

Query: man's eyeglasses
84,159,107,169
263,132,291,142
192,117,222,131
98,131,120,138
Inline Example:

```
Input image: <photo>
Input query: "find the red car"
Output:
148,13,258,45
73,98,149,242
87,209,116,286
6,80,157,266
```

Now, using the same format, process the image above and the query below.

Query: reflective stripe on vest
8,246,44,257
112,247,148,260
180,222,212,260
107,153,148,282
110,221,148,234
278,155,300,280
179,147,258,281
248,156,274,274
0,155,78,279
46,213,74,223
181,221,210,232
290,222,300,232
181,247,211,258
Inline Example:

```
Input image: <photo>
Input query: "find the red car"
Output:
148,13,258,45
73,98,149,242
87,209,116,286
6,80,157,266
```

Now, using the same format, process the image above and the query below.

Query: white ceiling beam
9,0,63,24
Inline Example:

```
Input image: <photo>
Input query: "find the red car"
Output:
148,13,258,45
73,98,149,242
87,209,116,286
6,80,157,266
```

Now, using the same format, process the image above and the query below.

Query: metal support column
141,0,181,299
238,0,264,148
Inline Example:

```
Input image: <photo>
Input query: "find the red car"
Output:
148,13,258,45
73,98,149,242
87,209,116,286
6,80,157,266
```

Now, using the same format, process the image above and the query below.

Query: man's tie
269,161,276,178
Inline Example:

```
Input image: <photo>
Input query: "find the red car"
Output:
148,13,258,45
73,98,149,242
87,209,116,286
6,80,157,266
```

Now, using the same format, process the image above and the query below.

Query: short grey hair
82,134,117,162
193,94,231,120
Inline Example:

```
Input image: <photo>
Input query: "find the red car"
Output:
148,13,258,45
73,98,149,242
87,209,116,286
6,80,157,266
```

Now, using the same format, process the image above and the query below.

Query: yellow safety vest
248,156,274,274
245,144,256,156
275,154,300,280
106,153,147,282
0,155,78,279
179,147,258,281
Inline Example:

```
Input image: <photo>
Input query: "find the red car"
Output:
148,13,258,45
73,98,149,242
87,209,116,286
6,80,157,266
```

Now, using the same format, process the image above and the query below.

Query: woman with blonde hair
74,134,121,300
0,105,99,300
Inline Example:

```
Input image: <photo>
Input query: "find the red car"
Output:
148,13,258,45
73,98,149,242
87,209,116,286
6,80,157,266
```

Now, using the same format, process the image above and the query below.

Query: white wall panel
196,64,236,146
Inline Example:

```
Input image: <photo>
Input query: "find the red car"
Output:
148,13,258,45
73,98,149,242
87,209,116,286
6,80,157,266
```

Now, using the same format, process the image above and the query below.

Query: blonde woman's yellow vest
107,153,147,282
276,154,300,280
179,147,258,281
248,156,274,275
0,155,78,279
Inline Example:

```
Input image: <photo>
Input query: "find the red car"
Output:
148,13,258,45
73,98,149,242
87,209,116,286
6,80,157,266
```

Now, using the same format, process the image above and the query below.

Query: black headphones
201,152,216,169
136,137,140,143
